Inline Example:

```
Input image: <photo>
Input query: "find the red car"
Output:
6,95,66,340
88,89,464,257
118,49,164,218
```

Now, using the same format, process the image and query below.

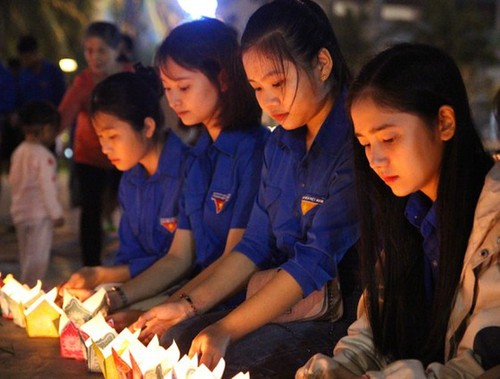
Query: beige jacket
333,162,500,378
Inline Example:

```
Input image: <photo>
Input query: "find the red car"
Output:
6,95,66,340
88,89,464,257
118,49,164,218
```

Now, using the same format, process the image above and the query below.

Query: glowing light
177,0,217,19
59,58,78,73
64,148,73,159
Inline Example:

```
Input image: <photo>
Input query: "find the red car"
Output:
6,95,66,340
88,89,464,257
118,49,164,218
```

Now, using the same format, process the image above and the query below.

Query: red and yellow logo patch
211,192,231,214
301,195,325,215
160,217,177,233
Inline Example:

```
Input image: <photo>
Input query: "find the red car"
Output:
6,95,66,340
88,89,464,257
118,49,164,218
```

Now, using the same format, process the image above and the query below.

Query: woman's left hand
188,322,231,371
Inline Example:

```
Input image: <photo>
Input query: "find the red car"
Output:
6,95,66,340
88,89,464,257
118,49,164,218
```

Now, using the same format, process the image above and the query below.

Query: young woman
59,21,130,266
98,17,268,324
61,66,188,293
296,43,499,379
133,1,360,377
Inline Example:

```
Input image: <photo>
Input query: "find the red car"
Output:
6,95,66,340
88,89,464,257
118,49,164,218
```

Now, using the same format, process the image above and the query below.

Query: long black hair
90,64,165,143
155,17,261,131
347,43,494,365
241,0,351,100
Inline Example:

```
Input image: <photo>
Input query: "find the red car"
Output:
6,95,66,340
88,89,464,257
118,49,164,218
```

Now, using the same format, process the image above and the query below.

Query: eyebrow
354,123,398,138
247,68,283,84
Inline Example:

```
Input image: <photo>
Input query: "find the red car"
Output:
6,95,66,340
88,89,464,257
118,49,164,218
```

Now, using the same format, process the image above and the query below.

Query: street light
177,0,217,19
58,58,78,73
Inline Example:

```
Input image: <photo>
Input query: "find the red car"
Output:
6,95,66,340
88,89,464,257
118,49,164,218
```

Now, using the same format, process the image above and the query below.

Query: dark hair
19,100,60,134
155,17,261,131
90,64,165,141
17,35,38,54
84,21,121,49
347,43,494,364
241,0,351,99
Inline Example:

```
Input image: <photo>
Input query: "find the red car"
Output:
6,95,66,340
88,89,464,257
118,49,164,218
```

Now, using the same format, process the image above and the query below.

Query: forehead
92,112,130,130
160,58,203,82
352,97,430,136
243,49,292,79
84,36,112,49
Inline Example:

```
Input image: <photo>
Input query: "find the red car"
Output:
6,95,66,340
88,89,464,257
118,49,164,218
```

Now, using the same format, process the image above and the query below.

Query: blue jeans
161,296,358,378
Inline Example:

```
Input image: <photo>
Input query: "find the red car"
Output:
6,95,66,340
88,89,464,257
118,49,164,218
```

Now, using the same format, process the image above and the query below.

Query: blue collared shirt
178,126,270,270
405,191,440,303
18,59,66,106
114,131,189,277
235,93,360,296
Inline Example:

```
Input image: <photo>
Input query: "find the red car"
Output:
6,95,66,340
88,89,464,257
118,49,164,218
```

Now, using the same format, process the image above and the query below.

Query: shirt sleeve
234,142,280,269
113,183,153,277
58,73,87,132
228,141,266,229
38,151,63,220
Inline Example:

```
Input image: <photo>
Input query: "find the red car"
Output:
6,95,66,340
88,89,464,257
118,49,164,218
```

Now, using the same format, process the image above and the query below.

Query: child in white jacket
9,101,64,286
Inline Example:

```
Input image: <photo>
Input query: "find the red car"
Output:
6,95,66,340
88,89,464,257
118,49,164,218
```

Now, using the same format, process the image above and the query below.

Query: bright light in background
59,58,78,73
177,0,217,19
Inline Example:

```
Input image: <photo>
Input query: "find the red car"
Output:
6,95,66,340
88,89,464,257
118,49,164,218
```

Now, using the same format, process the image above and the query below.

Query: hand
53,217,64,228
188,322,231,371
132,301,191,345
61,267,101,290
296,354,364,379
106,309,144,332
60,287,95,302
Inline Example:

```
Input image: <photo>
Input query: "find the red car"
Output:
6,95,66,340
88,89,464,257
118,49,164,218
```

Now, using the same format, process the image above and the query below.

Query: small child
9,100,64,286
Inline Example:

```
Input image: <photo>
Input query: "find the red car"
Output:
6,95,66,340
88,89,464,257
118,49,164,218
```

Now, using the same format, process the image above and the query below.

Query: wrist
106,286,128,311
179,293,198,318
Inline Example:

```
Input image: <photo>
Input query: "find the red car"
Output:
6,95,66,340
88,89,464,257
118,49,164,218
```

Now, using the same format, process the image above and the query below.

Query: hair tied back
134,62,164,100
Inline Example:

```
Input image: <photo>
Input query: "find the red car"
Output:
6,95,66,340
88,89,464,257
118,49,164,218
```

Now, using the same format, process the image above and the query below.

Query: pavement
0,167,119,379
0,167,119,288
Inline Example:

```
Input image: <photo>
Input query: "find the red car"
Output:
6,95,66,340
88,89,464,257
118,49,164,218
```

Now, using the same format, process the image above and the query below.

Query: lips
381,175,398,184
271,112,288,124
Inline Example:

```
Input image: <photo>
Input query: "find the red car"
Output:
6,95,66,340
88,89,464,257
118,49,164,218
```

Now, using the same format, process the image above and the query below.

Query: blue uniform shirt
178,126,270,270
114,131,188,277
18,59,66,106
235,93,360,296
405,191,439,303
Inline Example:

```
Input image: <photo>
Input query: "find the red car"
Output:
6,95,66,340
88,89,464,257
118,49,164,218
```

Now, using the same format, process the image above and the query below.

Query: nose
100,140,111,155
167,91,181,109
367,143,387,169
257,90,279,110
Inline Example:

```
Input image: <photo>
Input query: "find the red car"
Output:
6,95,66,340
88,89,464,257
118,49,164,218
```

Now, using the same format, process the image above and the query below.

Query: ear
316,48,333,83
437,105,456,141
143,117,156,139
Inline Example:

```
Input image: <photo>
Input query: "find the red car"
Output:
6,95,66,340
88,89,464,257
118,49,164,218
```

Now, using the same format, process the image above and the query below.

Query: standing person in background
296,43,499,379
17,35,66,107
0,61,17,194
133,1,360,377
61,66,189,291
9,101,64,287
59,21,130,267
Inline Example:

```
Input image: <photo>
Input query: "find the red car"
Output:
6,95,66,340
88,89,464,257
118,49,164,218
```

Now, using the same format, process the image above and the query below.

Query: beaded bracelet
179,293,198,316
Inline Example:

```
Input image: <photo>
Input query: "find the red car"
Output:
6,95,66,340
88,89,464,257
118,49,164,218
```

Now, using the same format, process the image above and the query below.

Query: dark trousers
74,163,121,266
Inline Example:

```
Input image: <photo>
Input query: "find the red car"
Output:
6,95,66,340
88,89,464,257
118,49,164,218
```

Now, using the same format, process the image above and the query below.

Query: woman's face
84,36,119,77
351,97,447,201
242,48,328,132
160,58,220,130
93,112,152,172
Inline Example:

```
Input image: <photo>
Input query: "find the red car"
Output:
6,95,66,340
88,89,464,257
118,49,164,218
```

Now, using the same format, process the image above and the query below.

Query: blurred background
1,0,499,150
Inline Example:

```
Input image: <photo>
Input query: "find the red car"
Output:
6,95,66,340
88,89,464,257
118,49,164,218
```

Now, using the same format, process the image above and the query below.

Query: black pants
74,163,121,266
